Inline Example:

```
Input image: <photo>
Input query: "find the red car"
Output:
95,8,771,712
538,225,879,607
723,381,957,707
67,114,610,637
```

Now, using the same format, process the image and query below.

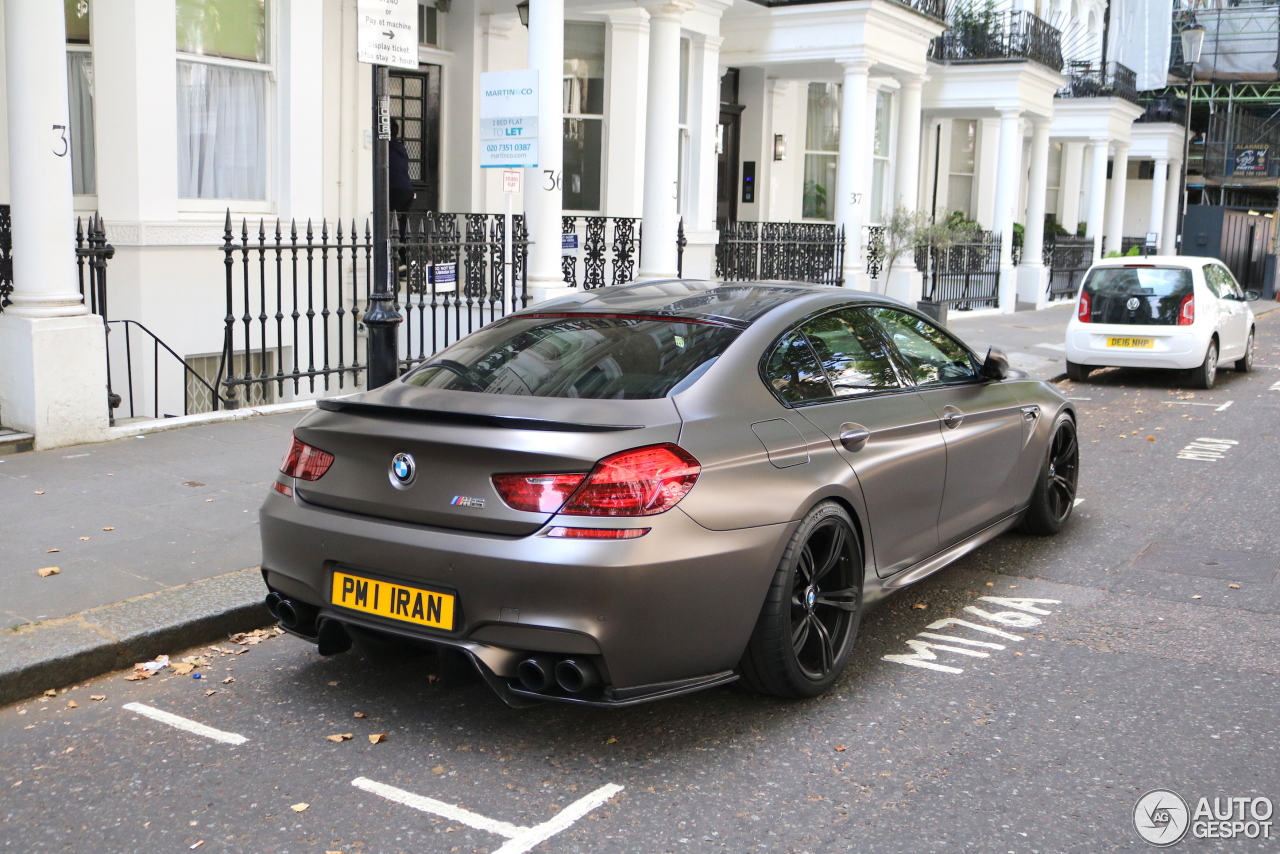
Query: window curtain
66,52,96,195
176,60,267,199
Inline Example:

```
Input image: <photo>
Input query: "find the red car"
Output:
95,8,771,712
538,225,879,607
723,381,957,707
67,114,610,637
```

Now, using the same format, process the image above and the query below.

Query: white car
1064,255,1259,389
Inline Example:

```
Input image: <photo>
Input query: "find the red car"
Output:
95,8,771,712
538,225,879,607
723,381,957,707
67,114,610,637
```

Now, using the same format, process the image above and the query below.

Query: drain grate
1132,543,1280,584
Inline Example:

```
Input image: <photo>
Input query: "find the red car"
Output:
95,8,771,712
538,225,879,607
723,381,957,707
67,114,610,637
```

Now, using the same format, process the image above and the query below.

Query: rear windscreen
402,314,741,399
1082,267,1193,325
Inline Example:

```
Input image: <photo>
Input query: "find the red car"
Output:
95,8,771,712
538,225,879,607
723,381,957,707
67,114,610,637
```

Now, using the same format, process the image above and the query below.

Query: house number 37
52,124,68,157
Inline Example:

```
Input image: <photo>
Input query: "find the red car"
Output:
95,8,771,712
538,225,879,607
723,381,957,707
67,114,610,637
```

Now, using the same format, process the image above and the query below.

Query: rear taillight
492,473,587,513
1077,290,1091,323
562,444,700,517
280,434,334,481
1178,292,1195,325
546,527,650,539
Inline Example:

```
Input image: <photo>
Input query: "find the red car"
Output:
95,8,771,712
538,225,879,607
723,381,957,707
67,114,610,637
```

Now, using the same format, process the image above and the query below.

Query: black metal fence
0,204,11,312
392,212,529,371
1057,61,1139,103
717,221,845,286
930,9,1063,71
560,215,641,289
918,231,1002,310
1045,235,1095,301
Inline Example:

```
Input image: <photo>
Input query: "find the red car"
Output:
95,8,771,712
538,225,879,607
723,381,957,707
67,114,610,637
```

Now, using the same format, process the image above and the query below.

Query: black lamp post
1177,23,1206,253
365,65,403,389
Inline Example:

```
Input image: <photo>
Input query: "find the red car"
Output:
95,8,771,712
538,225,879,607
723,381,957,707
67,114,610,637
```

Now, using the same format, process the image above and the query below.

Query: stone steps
0,426,34,455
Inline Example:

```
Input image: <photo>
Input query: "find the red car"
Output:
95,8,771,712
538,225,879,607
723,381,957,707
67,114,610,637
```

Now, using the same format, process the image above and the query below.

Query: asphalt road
4,317,1280,853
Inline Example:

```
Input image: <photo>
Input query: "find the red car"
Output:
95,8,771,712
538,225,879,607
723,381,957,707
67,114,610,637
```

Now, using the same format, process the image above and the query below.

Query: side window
1202,264,1223,298
1218,265,1244,298
799,308,901,396
763,332,832,404
865,307,978,386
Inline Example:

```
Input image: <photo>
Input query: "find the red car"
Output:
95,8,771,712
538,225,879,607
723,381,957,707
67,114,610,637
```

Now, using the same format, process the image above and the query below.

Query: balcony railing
929,9,1063,71
1057,61,1139,104
744,0,946,22
1136,97,1187,125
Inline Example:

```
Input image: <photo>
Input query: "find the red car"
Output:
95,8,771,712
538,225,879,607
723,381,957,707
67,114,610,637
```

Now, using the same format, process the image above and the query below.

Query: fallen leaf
221,677,235,684
1192,595,1203,599
985,582,993,587
326,733,353,743
204,689,217,697
205,499,214,503
353,712,366,718
66,700,77,708
328,681,339,686
1146,437,1155,442
43,689,56,697
432,765,445,774
172,662,198,676
64,747,74,754
291,803,309,812
37,567,60,577
90,695,105,701
34,491,44,495
183,481,205,487
46,548,59,553
78,536,90,541
1229,584,1240,589
368,733,387,744
11,780,20,787
102,527,115,531
124,671,151,681
605,736,618,744
911,603,927,610
834,745,846,752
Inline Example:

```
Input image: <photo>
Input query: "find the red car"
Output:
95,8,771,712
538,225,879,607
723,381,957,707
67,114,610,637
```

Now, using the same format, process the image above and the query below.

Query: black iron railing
930,9,1063,71
718,221,845,286
1045,235,1094,300
0,204,10,312
1057,61,1139,104
106,319,229,422
391,212,529,371
865,226,886,280
560,215,641,290
917,231,1002,310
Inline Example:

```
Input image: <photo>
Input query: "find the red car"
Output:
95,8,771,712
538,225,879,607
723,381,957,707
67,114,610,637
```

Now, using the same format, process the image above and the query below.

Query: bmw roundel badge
390,452,416,488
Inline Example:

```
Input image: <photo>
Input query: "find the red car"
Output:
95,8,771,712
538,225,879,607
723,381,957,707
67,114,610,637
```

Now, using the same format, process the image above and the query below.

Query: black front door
717,106,742,224
389,65,441,212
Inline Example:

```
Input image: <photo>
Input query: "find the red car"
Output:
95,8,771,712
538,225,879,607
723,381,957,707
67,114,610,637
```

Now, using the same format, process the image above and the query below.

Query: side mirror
981,347,1010,381
1244,289,1261,301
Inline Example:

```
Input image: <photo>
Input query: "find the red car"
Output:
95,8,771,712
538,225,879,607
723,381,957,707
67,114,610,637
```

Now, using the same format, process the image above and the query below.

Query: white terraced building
0,0,1182,449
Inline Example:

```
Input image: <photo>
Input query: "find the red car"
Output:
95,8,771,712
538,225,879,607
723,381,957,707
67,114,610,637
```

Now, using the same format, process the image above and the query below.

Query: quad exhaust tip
264,591,283,620
555,658,601,693
517,656,557,693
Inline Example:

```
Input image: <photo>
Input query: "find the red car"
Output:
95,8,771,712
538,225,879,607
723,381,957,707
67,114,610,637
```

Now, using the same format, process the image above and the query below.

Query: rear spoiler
316,399,642,432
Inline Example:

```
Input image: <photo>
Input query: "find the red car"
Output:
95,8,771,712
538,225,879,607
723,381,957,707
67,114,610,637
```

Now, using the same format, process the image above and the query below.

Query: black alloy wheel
740,502,863,698
1020,414,1079,535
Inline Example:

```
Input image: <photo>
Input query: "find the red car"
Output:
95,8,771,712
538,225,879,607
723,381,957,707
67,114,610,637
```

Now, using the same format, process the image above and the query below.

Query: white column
1085,138,1109,262
525,0,568,303
835,60,871,288
1148,157,1169,254
885,73,924,304
638,0,689,279
1162,159,1182,255
992,109,1022,313
1059,141,1084,233
1017,118,1051,309
0,0,108,448
1105,142,1130,257
602,10,649,219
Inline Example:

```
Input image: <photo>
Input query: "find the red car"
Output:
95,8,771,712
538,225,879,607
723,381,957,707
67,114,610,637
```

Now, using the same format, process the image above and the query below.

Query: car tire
1190,339,1219,390
1019,413,1079,537
739,501,863,699
1065,360,1092,382
1235,329,1255,373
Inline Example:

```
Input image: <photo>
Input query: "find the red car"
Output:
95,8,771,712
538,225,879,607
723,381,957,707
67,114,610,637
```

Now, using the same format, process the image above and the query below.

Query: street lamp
1178,23,1206,252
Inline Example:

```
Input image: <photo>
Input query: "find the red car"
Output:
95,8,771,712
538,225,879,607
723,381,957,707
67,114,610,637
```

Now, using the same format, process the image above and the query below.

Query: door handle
838,422,871,452
941,406,964,429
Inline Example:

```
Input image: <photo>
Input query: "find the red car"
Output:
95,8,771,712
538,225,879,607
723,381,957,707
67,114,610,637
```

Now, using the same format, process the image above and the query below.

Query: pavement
3,305,1280,851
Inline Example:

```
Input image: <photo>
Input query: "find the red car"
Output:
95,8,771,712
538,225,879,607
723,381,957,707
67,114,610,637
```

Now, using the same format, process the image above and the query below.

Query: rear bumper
259,489,791,700
1065,327,1205,370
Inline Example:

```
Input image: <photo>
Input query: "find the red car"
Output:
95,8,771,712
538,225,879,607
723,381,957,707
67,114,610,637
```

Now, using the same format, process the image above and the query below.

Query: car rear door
864,306,1027,547
1210,264,1249,358
784,307,947,577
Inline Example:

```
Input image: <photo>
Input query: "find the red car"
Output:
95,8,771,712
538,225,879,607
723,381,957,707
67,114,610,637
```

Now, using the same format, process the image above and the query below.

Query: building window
175,0,270,200
1045,141,1063,220
419,0,442,48
803,82,840,221
65,0,95,196
562,22,605,212
869,90,893,223
947,119,976,219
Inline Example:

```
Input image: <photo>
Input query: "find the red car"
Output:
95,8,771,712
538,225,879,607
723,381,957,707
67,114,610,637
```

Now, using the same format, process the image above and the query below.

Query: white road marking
883,598,1060,675
1166,400,1233,408
1216,400,1234,412
1177,436,1239,461
1068,397,1092,401
121,703,247,745
1074,498,1085,507
1035,342,1066,352
351,776,624,854
1269,380,1280,391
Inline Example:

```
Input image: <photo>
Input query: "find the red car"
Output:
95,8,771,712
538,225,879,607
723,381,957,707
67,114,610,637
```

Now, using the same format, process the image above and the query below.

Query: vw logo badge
1126,296,1141,311
390,452,416,489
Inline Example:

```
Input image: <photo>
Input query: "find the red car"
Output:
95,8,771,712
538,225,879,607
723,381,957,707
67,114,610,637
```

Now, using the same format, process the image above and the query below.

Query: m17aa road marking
883,597,1061,675
121,702,247,745
352,776,624,854
1177,437,1238,461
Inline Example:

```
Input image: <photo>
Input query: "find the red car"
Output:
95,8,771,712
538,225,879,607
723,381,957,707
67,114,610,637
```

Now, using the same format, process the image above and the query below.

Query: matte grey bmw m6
259,280,1078,707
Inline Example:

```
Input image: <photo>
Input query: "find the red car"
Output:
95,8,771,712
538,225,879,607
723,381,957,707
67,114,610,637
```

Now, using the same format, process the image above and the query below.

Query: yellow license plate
1107,337,1154,349
331,570,456,630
